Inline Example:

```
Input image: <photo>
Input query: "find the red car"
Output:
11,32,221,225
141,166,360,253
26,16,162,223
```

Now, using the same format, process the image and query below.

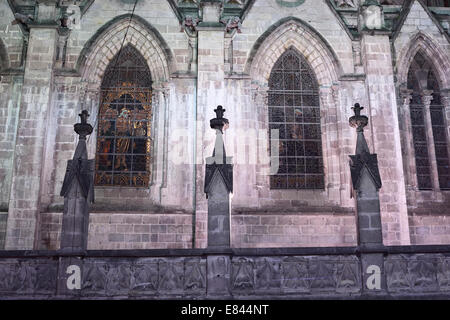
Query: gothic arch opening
407,51,450,190
268,48,324,190
397,32,450,91
78,14,173,86
247,18,345,201
246,17,342,87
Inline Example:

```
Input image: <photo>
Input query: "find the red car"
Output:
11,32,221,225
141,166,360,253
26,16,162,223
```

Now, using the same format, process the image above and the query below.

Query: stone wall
0,0,24,69
360,33,411,245
0,75,22,211
231,213,357,248
409,215,450,245
38,212,193,250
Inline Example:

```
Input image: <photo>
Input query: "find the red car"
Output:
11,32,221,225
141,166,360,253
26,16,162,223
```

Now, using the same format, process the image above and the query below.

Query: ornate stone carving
0,260,56,295
3,253,450,298
335,258,361,293
437,257,450,291
335,0,357,7
184,258,206,292
256,258,281,291
281,257,310,292
385,255,411,292
309,258,337,291
180,16,199,33
349,104,382,191
409,256,438,292
104,263,132,295
220,16,242,33
82,262,108,293
158,259,184,292
225,0,244,5
385,254,444,293
232,258,255,291
131,261,159,293
178,0,198,4
275,0,306,8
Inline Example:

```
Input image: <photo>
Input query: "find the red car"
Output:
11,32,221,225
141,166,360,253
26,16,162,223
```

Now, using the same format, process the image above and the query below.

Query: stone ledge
1,244,450,258
232,206,355,215
1,248,450,299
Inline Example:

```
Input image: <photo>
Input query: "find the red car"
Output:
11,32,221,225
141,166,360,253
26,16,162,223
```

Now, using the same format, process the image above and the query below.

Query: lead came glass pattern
268,49,324,190
95,45,152,187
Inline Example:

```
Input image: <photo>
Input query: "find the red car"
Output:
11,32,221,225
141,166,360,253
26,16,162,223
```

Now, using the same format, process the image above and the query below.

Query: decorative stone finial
205,106,233,194
74,110,93,140
349,103,369,132
349,103,382,190
210,105,229,132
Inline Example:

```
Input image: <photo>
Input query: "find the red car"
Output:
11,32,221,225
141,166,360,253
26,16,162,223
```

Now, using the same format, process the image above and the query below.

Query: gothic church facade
0,0,449,251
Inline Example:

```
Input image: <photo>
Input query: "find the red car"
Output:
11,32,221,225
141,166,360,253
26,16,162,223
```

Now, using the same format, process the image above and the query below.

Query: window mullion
399,88,418,191
421,90,441,191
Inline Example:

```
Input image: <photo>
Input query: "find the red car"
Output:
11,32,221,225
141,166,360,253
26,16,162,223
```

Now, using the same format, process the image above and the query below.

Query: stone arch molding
246,18,342,87
397,31,450,90
78,14,174,87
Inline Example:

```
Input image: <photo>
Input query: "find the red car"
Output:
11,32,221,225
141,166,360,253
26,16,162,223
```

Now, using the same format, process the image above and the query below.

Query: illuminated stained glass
268,49,324,190
95,45,152,188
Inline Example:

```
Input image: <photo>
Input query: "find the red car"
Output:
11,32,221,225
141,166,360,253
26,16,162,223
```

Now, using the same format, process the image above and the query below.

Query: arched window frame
94,45,153,188
400,51,450,194
267,48,325,190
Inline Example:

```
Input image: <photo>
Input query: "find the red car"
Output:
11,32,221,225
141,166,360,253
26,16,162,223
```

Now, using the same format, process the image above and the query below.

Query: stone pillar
349,103,387,295
442,90,450,164
0,75,23,211
204,105,233,298
398,88,418,193
349,104,383,247
224,37,232,74
360,26,410,245
254,83,270,192
188,37,198,73
421,90,440,192
54,29,69,69
0,75,23,249
205,106,233,248
195,0,225,248
59,110,94,252
5,11,58,249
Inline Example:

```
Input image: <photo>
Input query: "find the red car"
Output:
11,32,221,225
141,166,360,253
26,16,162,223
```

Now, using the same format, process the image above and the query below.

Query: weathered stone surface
385,254,446,294
207,255,231,296
0,249,449,299
0,0,449,251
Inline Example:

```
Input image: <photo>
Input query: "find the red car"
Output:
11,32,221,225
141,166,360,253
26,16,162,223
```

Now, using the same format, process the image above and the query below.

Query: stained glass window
407,52,450,190
95,45,152,187
429,73,450,190
268,49,324,190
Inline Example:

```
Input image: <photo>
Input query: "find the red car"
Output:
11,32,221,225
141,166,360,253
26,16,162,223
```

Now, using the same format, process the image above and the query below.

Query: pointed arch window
268,49,324,190
407,52,450,190
95,45,153,187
